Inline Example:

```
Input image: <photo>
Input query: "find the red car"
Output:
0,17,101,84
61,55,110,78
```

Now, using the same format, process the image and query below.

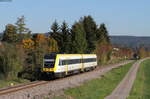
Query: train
132,53,140,60
42,53,97,78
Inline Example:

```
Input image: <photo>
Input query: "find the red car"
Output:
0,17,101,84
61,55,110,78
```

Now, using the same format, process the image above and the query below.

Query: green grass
54,62,134,99
128,59,150,99
0,78,29,88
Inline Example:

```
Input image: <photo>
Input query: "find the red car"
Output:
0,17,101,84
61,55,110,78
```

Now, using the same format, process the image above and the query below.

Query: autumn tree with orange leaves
22,34,58,69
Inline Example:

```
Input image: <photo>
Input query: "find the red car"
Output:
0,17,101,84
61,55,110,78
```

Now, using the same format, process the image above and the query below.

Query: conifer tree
15,16,29,34
50,20,63,51
71,22,87,53
97,23,110,43
82,16,97,53
60,21,72,53
15,16,31,41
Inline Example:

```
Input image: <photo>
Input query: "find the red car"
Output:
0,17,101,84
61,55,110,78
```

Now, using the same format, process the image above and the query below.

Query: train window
62,60,68,65
83,58,96,63
60,59,81,65
44,61,55,68
68,59,81,64
59,60,62,65
59,58,96,66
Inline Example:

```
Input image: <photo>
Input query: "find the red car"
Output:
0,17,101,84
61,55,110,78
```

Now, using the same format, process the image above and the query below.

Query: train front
42,53,56,75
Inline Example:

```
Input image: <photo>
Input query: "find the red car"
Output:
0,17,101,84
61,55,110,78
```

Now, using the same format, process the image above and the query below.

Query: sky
0,0,150,36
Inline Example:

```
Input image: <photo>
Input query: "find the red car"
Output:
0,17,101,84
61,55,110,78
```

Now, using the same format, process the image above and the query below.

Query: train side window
62,60,68,65
62,60,65,65
83,58,96,63
60,58,97,65
59,60,62,65
66,59,81,65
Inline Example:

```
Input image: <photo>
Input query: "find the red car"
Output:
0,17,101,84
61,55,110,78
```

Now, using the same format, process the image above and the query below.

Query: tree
0,43,24,80
96,23,110,43
47,37,59,52
60,21,72,53
22,39,35,49
50,20,63,51
15,16,29,34
15,16,31,42
82,16,97,53
2,24,18,43
71,22,87,53
96,23,111,64
96,42,112,64
22,38,35,71
138,46,146,58
32,34,48,68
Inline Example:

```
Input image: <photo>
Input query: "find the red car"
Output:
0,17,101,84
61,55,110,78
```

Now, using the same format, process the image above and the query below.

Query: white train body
42,53,97,78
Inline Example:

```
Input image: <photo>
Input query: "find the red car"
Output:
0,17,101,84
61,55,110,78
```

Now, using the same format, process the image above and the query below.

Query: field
52,62,134,99
128,59,150,99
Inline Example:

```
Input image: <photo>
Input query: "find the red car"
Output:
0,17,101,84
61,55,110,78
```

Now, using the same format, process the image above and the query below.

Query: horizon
0,0,150,36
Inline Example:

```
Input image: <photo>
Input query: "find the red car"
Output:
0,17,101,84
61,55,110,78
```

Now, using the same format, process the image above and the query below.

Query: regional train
42,53,97,78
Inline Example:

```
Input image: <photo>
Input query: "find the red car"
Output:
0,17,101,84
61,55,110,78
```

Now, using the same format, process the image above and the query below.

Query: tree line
50,16,110,54
0,15,122,80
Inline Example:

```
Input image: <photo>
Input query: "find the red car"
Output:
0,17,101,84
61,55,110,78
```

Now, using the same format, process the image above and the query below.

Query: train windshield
44,60,55,68
44,53,56,68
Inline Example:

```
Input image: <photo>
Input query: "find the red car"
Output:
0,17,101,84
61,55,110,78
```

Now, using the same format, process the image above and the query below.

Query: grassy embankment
128,59,150,99
52,62,135,99
0,74,29,88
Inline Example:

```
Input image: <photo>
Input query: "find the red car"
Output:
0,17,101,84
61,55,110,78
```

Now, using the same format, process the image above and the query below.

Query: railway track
0,81,48,96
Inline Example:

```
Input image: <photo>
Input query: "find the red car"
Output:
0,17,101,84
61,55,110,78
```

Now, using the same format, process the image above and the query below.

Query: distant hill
110,36,150,49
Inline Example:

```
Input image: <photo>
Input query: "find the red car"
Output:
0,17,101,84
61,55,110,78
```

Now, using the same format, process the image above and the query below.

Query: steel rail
0,81,48,96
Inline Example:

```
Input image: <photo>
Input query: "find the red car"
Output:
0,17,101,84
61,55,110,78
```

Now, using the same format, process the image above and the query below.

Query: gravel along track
0,60,132,99
105,58,150,99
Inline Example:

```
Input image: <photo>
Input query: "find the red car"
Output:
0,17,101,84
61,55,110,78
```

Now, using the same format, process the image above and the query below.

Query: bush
0,43,24,80
96,42,112,65
18,66,42,81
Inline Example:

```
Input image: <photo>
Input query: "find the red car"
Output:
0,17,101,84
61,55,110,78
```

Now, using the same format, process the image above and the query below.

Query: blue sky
0,0,150,36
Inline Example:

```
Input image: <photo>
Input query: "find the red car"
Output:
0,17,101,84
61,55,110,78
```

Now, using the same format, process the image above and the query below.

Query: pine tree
60,21,72,53
82,16,97,53
15,16,31,42
97,23,110,43
15,16,29,34
50,20,63,51
71,22,87,53
2,24,18,43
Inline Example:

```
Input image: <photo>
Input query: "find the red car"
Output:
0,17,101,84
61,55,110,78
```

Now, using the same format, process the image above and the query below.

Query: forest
0,15,148,81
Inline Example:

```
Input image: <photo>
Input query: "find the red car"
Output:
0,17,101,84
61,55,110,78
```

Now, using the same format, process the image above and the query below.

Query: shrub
0,43,24,80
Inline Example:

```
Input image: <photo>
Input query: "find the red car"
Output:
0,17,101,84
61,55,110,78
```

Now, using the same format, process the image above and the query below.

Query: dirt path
105,58,149,99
